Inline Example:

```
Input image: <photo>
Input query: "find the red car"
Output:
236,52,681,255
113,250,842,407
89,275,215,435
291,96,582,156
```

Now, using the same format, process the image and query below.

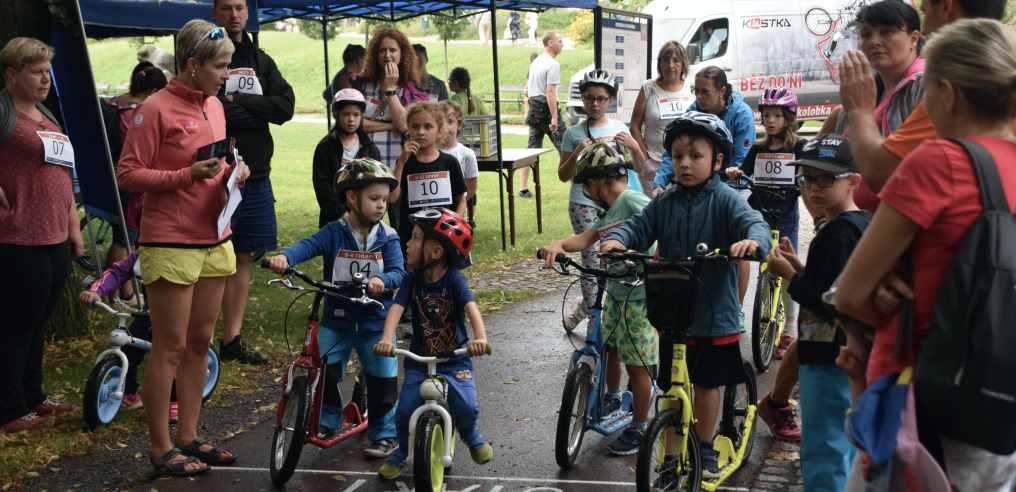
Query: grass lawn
0,121,573,489
86,31,594,114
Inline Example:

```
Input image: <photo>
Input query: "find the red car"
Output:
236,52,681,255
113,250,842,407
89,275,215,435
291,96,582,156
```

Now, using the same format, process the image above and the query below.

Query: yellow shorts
139,242,237,286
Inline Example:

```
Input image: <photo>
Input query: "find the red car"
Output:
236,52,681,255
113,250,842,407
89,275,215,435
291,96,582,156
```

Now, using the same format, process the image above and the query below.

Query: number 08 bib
753,152,796,187
332,250,384,283
407,171,453,208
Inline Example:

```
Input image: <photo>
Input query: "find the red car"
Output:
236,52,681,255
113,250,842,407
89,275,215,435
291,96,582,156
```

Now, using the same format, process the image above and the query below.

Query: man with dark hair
411,44,448,102
322,44,367,102
837,0,1006,195
213,0,295,365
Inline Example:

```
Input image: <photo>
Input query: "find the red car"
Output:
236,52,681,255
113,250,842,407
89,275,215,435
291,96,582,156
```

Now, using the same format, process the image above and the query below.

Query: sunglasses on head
188,27,227,59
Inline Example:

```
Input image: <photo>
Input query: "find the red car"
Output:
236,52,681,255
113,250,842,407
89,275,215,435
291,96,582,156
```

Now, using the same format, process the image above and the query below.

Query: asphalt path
145,278,779,492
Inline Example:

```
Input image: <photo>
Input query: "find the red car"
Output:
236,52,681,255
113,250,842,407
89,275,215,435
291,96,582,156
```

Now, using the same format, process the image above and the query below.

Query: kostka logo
743,16,792,29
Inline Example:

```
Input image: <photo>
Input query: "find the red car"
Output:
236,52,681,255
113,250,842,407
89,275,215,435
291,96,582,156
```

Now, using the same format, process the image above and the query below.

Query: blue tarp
80,0,260,37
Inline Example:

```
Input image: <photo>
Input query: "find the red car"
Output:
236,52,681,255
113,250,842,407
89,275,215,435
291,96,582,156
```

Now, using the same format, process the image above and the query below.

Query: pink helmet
759,87,799,115
332,88,367,111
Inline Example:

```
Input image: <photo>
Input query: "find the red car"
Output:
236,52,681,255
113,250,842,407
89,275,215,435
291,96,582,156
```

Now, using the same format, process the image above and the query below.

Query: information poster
597,9,651,124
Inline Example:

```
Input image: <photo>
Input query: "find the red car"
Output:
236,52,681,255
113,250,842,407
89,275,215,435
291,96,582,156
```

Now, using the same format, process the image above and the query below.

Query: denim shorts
231,177,278,254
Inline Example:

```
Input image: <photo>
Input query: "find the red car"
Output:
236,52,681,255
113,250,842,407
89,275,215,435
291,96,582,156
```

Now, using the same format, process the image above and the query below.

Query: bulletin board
594,7,653,124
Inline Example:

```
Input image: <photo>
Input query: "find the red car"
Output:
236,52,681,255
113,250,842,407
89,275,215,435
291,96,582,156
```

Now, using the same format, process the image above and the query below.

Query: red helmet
759,87,799,115
409,208,473,269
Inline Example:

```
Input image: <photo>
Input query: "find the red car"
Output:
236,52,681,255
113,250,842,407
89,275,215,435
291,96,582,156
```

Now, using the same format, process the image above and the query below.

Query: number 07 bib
407,171,453,209
753,152,796,186
37,131,75,168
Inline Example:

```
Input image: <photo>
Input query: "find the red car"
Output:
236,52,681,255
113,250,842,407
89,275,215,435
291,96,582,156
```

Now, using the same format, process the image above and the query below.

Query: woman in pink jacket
117,19,249,477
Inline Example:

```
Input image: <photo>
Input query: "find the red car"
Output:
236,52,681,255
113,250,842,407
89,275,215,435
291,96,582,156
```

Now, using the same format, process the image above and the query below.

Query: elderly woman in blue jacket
652,66,755,193
265,158,406,459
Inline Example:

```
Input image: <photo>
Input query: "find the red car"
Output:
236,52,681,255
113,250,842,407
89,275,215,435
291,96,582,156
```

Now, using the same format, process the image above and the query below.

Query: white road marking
215,466,750,490
343,478,366,491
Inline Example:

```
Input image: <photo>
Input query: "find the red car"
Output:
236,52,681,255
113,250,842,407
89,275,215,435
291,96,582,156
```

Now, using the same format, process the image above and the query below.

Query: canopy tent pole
489,1,507,250
322,0,332,130
71,0,140,295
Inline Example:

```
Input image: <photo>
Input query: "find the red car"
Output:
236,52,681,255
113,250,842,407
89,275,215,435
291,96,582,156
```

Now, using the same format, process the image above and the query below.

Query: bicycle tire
83,356,124,430
720,362,759,472
637,407,702,492
202,346,220,403
413,411,446,492
555,363,592,469
270,375,310,487
751,271,782,372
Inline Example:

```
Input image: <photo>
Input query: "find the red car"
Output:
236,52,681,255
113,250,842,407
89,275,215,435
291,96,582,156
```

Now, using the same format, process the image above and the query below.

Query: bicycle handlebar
385,346,490,362
535,249,632,279
89,299,134,320
259,259,388,309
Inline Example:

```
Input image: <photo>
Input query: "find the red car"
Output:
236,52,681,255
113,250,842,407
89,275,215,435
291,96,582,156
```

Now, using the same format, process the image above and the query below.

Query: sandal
178,439,237,466
150,448,209,477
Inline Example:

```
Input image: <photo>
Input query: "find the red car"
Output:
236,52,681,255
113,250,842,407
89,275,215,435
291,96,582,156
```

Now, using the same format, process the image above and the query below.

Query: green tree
431,14,469,79
299,18,339,40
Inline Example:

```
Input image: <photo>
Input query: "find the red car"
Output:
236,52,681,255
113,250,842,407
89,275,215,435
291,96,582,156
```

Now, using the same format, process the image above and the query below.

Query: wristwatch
383,90,398,97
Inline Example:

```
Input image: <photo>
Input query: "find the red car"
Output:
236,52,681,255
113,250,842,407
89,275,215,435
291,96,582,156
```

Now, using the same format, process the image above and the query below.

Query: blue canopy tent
69,0,597,252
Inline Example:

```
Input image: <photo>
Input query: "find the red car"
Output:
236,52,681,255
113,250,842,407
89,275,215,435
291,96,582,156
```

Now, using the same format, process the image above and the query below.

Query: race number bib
656,94,692,120
365,97,389,121
754,153,796,186
37,131,74,168
332,250,384,283
407,171,453,208
225,68,263,96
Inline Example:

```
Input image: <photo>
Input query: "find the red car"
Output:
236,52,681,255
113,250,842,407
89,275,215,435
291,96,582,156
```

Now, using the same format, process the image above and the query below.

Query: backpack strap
951,139,1010,214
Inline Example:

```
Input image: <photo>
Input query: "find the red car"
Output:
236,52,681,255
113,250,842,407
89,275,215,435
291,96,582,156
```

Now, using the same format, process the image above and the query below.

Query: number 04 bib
407,171,453,209
753,152,796,186
225,68,263,96
332,250,384,283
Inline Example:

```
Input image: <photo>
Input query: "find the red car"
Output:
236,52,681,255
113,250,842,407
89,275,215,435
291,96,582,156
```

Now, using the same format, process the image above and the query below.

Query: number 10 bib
754,152,796,187
332,250,384,283
407,171,452,208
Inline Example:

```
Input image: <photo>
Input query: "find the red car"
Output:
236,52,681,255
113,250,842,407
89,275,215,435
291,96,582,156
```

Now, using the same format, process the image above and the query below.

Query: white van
566,0,909,125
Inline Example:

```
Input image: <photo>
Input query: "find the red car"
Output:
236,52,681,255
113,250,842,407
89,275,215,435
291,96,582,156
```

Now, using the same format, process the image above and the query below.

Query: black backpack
99,98,125,165
914,139,1016,455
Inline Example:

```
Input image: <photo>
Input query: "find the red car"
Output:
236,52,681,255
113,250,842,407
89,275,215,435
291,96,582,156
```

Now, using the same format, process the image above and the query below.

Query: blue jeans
231,177,278,254
800,364,856,492
317,325,397,442
387,359,485,466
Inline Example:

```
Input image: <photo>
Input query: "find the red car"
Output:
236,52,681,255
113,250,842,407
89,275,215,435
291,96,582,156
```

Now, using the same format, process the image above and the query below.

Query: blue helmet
663,111,734,165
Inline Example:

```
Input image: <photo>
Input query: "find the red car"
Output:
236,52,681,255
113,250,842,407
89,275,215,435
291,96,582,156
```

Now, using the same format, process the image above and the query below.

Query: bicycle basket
643,261,697,336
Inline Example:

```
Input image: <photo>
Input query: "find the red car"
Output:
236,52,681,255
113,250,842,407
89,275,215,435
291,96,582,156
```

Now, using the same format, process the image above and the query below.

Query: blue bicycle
539,250,636,469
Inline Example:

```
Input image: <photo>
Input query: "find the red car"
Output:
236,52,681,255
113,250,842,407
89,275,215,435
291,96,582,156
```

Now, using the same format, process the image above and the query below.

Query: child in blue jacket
266,158,407,459
600,112,770,477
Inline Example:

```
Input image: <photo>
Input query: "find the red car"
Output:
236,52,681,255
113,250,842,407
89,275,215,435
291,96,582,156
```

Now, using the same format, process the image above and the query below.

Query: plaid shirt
360,81,404,169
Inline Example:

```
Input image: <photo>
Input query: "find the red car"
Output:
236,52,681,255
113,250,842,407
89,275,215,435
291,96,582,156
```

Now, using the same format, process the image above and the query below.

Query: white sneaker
563,304,589,332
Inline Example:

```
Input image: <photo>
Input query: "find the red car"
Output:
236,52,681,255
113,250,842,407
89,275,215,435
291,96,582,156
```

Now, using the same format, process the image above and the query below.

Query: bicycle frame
395,348,470,467
90,301,151,401
757,228,785,325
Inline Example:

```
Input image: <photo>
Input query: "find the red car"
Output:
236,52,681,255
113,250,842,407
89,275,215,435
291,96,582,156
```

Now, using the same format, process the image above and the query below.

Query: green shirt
450,92,489,116
595,189,652,302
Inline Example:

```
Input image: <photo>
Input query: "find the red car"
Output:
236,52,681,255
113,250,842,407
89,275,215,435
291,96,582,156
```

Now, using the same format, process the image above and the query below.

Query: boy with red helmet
373,208,493,479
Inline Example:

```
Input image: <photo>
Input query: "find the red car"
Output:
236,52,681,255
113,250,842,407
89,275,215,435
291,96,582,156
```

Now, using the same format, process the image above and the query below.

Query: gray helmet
663,111,734,165
578,69,618,97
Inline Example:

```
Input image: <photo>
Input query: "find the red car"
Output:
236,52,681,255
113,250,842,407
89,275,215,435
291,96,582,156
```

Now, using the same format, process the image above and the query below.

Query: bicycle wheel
202,346,220,403
413,411,446,492
636,407,702,492
751,270,782,372
555,363,592,469
719,362,759,471
83,356,124,430
270,376,310,487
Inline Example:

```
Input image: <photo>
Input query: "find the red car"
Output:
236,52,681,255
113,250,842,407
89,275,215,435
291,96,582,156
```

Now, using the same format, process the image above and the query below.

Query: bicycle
379,346,490,492
537,250,636,469
82,300,220,430
261,263,374,487
601,247,757,492
729,175,796,373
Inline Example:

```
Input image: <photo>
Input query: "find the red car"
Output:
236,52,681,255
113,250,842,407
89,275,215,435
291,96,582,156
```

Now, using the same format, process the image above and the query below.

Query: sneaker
700,443,720,478
364,438,398,459
168,402,179,424
562,304,589,332
518,189,533,199
775,335,795,360
652,467,679,491
318,426,338,439
602,393,622,416
1,412,48,433
32,397,77,416
377,462,402,480
219,335,269,365
469,442,494,464
607,426,643,456
758,395,801,442
121,393,143,410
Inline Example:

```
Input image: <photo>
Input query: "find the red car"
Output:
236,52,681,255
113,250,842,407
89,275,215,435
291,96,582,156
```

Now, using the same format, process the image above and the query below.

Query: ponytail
449,66,475,115
466,86,475,114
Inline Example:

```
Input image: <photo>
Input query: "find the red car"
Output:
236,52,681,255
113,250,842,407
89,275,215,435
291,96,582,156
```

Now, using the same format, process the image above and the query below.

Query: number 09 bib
407,171,453,209
225,68,263,96
753,152,796,187
332,250,384,283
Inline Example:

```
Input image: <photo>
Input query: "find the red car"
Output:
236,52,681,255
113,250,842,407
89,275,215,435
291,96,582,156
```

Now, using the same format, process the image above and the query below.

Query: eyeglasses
795,172,853,189
188,27,227,58
582,95,610,104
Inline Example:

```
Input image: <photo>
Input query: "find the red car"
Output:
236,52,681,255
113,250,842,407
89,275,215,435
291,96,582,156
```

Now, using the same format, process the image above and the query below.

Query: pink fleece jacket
117,79,231,247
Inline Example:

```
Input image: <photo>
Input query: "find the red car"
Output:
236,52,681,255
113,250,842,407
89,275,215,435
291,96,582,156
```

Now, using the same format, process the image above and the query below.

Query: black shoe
219,335,269,365
518,189,533,199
